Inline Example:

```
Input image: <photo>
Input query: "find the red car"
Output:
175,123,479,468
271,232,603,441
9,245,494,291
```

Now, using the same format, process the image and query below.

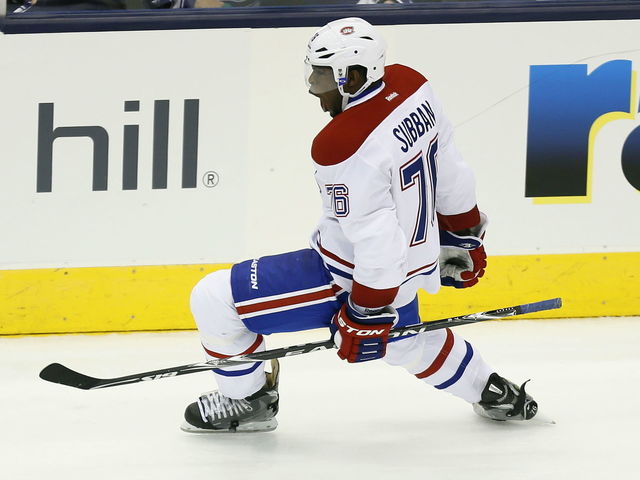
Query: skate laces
197,391,254,422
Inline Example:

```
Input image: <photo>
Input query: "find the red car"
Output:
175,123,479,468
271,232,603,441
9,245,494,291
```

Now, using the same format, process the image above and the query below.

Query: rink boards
1,17,639,334
1,253,639,335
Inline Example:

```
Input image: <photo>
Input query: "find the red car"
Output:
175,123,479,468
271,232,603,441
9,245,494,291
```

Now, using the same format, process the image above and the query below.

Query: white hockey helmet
305,17,386,98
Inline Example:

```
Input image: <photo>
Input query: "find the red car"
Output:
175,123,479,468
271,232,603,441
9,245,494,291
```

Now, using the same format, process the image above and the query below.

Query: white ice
2,317,639,480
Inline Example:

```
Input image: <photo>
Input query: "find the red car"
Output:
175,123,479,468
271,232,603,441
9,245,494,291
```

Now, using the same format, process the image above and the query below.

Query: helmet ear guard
305,17,386,98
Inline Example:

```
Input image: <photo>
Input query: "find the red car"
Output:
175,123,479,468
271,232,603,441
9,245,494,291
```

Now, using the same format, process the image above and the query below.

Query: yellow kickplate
1,252,639,335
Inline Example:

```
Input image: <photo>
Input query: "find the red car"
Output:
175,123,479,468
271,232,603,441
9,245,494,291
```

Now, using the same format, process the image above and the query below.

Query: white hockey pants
190,269,493,402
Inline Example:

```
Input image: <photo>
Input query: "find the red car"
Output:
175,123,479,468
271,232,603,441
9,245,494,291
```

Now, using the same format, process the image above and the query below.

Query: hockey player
182,17,538,433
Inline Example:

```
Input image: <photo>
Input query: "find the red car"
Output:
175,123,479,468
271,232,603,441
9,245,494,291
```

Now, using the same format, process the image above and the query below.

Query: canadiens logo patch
340,26,354,35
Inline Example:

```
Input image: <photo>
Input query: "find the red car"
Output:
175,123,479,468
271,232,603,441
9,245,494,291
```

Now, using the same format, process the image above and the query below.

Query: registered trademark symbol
203,171,219,188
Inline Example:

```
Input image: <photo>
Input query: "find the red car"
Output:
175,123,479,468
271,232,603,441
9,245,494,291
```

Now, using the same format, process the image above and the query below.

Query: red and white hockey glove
331,297,398,363
439,213,488,289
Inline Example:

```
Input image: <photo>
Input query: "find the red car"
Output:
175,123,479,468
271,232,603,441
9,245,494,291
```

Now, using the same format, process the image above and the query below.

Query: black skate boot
181,359,280,433
472,372,538,421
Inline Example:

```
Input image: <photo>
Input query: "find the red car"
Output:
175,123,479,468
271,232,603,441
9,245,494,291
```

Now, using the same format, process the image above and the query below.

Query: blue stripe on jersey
403,263,439,284
213,361,263,377
346,82,385,107
326,264,353,280
434,341,474,390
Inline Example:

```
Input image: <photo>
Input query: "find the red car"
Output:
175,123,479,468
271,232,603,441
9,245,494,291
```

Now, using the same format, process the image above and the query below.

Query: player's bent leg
183,269,278,433
183,249,343,433
384,325,538,421
190,269,267,398
385,327,493,403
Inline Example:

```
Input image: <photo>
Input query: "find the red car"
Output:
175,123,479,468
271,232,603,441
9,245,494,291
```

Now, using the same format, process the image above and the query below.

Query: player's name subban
392,99,437,153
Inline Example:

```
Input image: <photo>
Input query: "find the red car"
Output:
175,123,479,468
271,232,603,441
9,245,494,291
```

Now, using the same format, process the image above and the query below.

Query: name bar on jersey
393,100,436,153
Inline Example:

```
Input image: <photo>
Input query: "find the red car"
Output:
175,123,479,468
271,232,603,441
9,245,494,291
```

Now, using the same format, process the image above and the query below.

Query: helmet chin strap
340,93,350,112
338,80,371,112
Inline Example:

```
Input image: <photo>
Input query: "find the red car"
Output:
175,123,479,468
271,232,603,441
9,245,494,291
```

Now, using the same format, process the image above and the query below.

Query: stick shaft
39,298,561,390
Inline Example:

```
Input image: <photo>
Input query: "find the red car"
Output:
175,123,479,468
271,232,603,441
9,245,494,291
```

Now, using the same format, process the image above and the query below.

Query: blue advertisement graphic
622,125,640,190
525,60,637,198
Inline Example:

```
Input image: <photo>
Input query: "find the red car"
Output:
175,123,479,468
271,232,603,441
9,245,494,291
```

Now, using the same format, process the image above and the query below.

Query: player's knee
190,269,234,320
191,269,257,352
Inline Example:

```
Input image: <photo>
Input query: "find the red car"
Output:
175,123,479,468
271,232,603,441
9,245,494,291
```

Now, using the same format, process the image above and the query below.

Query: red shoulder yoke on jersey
312,64,428,167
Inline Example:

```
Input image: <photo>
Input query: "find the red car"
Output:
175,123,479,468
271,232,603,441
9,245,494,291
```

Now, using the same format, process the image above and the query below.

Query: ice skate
472,372,539,422
181,359,280,433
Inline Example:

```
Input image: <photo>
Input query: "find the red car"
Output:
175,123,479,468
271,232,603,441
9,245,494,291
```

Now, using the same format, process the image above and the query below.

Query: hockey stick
39,297,561,390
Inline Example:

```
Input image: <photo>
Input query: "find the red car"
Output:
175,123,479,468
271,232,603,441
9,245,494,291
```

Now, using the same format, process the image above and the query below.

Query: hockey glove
331,296,397,363
439,212,488,288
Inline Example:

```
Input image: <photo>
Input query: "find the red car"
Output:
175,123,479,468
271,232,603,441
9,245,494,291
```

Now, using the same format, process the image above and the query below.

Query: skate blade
473,404,556,425
180,418,278,434
474,414,556,425
528,413,556,425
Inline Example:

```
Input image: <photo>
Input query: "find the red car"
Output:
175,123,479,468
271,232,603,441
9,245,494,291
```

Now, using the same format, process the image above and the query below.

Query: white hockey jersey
310,64,481,309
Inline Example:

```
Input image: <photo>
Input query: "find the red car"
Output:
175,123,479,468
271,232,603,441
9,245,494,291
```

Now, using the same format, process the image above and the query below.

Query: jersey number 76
399,137,438,246
326,184,350,217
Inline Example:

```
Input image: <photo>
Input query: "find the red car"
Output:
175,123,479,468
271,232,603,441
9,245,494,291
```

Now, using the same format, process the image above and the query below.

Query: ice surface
2,317,639,480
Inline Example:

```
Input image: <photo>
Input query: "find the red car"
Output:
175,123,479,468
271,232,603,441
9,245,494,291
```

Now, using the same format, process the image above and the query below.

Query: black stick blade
40,363,101,390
